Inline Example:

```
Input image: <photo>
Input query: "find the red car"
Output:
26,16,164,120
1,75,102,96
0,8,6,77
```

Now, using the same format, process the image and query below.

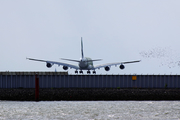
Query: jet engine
119,64,125,69
46,63,52,68
63,66,68,70
105,66,110,71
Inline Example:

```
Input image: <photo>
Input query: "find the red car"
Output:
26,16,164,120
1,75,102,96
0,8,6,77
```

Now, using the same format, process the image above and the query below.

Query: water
0,101,180,120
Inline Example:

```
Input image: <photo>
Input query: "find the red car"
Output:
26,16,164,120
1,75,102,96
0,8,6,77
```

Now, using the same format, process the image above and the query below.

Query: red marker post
35,74,39,101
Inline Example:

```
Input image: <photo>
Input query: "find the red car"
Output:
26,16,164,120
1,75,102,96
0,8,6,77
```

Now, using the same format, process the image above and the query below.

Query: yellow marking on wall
132,76,137,80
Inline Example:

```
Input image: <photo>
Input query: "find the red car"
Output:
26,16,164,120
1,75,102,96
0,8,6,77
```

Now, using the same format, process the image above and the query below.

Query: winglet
81,37,84,58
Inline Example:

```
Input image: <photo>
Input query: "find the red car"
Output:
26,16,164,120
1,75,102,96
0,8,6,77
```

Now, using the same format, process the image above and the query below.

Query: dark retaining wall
0,88,180,101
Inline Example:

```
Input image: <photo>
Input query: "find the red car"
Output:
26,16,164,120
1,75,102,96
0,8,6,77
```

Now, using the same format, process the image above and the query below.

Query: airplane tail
81,37,84,59
60,37,84,62
60,37,102,62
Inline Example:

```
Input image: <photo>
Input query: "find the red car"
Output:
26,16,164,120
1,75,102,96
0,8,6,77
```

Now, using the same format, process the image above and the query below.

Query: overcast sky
0,0,180,74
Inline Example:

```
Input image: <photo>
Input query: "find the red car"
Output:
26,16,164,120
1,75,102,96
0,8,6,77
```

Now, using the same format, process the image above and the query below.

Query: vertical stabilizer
81,37,84,58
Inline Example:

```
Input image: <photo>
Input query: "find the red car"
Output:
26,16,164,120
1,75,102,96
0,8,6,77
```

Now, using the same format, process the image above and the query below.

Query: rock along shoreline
0,88,180,101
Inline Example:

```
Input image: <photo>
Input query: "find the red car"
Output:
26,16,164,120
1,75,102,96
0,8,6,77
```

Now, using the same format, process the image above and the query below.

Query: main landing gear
74,70,96,74
75,70,83,74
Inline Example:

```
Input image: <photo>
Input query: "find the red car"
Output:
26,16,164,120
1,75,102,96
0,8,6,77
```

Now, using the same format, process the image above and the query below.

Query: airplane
27,37,141,74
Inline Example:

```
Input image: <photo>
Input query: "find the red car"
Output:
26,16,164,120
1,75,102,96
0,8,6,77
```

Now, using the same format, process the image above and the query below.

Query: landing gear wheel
93,71,96,74
79,70,83,74
75,70,78,74
87,70,91,74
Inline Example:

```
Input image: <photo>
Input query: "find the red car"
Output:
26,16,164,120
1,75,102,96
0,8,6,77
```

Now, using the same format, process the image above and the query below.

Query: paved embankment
0,88,180,101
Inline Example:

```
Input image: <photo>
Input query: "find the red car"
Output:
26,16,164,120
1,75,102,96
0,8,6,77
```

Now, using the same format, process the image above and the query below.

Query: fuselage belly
79,57,94,70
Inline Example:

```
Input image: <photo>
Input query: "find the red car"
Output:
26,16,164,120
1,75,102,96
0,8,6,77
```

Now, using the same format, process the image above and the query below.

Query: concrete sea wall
0,72,180,101
0,88,180,101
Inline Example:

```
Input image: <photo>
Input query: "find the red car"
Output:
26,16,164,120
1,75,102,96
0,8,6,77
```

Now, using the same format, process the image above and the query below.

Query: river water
0,101,180,120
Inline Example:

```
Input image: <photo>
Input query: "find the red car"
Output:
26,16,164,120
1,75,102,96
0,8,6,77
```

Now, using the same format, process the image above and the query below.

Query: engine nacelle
46,63,52,68
63,66,68,70
119,64,125,69
104,66,110,71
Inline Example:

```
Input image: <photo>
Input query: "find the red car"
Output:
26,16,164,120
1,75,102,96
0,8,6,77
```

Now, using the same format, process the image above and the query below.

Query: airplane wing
94,60,141,69
27,58,79,70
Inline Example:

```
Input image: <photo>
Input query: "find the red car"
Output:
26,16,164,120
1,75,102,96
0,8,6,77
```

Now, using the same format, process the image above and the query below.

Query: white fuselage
78,57,94,70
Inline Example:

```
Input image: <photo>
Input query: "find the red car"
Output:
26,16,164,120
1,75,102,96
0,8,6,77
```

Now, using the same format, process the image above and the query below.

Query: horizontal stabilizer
89,59,102,62
61,58,80,62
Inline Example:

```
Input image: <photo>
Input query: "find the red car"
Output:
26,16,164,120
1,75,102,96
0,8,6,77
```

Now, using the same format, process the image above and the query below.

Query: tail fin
81,37,84,58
